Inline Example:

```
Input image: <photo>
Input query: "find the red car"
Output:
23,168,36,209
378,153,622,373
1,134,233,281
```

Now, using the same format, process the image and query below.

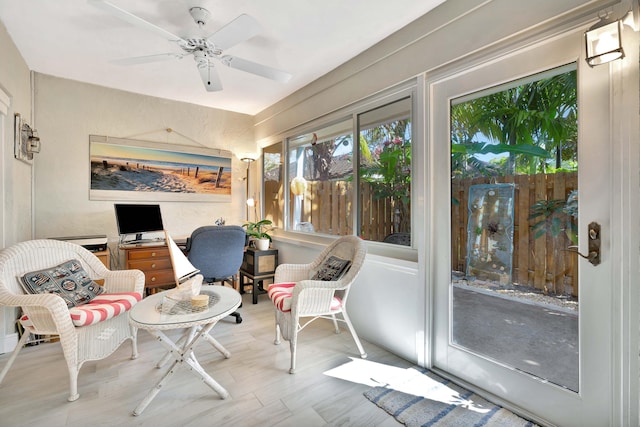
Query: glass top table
130,285,241,328
129,285,241,416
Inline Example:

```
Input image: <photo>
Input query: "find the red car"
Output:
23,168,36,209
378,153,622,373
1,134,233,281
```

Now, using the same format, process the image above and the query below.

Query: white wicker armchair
0,239,144,401
269,236,367,373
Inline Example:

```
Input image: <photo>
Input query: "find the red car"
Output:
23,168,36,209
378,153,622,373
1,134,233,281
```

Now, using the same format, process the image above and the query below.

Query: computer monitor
114,203,164,242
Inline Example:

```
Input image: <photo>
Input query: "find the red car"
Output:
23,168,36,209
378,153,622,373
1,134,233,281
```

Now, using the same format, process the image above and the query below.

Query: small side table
239,248,278,304
128,285,241,416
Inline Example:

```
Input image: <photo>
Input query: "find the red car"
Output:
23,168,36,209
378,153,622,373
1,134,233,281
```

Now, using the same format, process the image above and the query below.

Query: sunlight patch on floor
324,358,491,414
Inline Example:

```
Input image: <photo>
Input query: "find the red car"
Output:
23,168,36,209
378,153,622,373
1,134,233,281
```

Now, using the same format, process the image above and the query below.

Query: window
358,97,412,245
263,86,414,247
263,142,283,230
287,118,354,235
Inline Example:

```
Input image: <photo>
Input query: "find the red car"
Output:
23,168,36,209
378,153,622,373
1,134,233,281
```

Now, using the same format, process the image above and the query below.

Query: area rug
364,366,537,427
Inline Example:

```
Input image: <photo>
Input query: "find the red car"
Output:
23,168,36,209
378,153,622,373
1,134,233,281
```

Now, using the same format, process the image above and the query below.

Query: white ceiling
0,0,445,116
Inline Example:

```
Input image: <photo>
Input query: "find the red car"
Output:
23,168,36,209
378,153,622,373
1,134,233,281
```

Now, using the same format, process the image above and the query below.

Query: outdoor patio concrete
452,286,578,391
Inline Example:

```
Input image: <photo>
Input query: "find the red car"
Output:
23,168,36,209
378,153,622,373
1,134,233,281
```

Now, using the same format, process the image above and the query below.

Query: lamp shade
290,176,307,196
585,17,624,67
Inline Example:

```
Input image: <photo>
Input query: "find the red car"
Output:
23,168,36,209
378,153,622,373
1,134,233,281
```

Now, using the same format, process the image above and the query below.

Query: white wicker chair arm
101,269,145,295
290,279,347,316
274,263,312,283
295,279,348,291
0,288,75,335
0,287,64,308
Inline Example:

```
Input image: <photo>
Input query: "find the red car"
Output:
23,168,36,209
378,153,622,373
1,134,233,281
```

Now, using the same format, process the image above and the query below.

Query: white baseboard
1,332,18,354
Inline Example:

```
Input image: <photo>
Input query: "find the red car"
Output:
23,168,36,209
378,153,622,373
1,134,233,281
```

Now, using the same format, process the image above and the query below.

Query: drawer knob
151,263,156,268
151,252,156,257
151,277,156,282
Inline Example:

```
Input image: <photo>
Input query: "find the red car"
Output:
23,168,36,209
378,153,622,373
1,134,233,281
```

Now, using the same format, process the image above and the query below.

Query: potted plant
243,219,273,250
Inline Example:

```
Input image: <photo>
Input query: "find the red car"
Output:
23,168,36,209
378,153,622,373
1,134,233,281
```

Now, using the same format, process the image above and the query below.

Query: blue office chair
186,225,246,324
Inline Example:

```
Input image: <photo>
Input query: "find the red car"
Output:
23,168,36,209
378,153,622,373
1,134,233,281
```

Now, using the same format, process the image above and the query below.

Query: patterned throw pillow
20,259,104,308
311,255,352,281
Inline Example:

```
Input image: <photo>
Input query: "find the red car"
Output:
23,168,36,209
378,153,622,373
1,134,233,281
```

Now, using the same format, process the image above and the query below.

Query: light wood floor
0,292,410,426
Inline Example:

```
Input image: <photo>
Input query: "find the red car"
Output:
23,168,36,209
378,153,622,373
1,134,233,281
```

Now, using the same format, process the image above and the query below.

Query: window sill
272,231,418,263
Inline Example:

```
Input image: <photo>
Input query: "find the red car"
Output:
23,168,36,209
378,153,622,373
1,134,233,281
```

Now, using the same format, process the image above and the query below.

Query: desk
128,285,241,416
121,243,174,294
239,248,278,304
93,249,110,269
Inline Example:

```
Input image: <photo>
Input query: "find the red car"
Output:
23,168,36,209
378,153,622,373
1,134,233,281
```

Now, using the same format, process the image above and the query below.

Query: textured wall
33,74,255,264
0,20,32,352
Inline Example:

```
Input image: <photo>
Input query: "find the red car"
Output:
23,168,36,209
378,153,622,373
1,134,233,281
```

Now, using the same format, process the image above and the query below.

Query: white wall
32,74,256,264
0,21,33,352
274,237,423,363
253,0,625,367
0,21,32,246
254,0,599,141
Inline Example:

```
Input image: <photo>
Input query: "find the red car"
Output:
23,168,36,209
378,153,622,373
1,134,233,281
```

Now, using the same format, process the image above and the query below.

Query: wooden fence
265,171,578,296
452,172,578,296
264,180,401,240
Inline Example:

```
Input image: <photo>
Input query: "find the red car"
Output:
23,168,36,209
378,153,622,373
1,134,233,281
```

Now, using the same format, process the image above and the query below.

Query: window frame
261,80,420,260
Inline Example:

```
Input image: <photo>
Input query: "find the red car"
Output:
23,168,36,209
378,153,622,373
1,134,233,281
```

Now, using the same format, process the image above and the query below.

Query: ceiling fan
88,0,292,91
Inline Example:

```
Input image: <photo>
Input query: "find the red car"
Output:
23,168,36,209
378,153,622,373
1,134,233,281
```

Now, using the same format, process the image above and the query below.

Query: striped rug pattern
364,367,537,427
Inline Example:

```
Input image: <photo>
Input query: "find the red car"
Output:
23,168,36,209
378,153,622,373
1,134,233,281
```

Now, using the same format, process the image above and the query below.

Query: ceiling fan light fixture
189,7,210,27
92,1,292,91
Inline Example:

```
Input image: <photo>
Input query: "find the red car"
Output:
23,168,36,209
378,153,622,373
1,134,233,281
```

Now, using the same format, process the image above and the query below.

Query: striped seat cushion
20,292,142,328
267,282,342,313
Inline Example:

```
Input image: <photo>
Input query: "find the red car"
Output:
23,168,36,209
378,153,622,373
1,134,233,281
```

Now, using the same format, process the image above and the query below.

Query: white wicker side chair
0,239,145,401
268,236,368,374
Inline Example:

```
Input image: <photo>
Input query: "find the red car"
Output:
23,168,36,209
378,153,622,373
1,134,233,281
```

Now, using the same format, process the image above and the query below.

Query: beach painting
89,135,232,202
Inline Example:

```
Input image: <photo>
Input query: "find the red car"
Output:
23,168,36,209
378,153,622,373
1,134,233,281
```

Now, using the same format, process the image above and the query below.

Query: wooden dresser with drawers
122,243,175,294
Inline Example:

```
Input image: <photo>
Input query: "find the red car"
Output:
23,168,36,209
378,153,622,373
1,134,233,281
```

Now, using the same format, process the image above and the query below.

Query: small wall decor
89,135,232,202
14,113,41,163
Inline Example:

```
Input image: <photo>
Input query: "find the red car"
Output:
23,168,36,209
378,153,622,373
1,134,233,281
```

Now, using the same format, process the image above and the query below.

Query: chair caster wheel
236,316,243,324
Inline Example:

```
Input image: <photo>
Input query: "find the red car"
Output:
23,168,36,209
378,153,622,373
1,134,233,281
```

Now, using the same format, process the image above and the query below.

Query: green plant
528,196,577,244
243,219,273,241
359,121,412,233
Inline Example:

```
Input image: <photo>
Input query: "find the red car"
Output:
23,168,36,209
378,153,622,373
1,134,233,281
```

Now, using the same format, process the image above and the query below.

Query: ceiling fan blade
88,0,184,42
197,62,223,92
111,53,183,66
207,14,262,50
220,55,292,83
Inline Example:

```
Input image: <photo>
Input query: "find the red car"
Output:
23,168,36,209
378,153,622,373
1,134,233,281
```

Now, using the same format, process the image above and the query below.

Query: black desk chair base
205,276,242,323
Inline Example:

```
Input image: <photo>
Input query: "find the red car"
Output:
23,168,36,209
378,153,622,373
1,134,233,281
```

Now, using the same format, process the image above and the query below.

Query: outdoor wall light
585,14,625,67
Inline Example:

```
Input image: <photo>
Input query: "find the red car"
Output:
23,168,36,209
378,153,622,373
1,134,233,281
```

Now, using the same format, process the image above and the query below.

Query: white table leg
133,359,180,416
202,333,231,358
157,326,231,367
133,323,230,416
156,332,188,368
183,352,230,398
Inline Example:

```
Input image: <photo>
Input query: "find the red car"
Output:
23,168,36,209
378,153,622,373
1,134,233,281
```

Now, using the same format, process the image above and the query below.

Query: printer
51,235,108,252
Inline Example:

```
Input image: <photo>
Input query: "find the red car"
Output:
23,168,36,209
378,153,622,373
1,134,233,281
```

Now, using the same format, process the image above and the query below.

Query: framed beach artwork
89,135,232,202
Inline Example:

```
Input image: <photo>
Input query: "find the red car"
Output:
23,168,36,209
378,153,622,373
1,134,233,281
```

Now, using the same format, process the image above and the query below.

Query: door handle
566,221,601,266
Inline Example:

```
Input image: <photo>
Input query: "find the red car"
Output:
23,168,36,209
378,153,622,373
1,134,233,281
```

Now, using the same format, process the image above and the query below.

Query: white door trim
426,22,638,425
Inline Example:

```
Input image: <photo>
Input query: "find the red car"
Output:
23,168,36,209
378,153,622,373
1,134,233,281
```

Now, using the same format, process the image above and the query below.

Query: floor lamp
241,157,255,221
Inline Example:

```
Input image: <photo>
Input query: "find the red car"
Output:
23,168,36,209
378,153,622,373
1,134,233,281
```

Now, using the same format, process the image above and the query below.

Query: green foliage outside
528,190,578,244
451,69,579,244
359,119,412,233
451,70,577,178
